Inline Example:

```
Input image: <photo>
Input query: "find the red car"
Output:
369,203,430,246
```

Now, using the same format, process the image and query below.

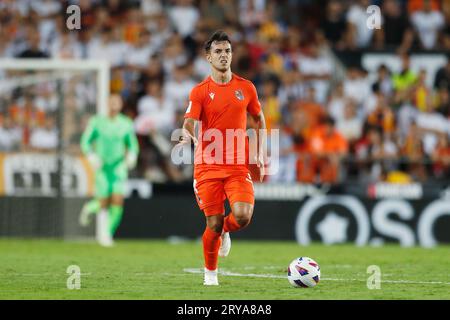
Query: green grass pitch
0,239,449,300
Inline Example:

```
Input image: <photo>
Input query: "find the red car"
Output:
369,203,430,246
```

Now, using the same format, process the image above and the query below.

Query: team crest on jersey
235,89,244,101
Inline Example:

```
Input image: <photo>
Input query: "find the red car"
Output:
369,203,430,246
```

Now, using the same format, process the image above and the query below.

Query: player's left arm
250,110,267,182
80,116,102,170
124,120,140,170
247,83,267,182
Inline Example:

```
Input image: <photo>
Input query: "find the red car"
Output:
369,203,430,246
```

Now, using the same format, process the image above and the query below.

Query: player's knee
233,206,253,227
208,222,223,233
206,216,224,233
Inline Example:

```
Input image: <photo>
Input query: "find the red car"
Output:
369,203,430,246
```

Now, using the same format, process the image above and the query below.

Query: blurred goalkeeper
79,93,139,247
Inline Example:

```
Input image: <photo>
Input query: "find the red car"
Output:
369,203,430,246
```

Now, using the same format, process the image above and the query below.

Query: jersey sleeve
80,116,98,155
247,82,262,116
184,87,203,120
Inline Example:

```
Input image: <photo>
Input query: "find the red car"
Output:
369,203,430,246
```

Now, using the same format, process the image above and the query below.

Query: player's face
207,41,232,72
109,94,123,115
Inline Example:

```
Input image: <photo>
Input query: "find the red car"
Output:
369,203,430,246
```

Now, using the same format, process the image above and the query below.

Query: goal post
0,59,110,114
0,58,110,240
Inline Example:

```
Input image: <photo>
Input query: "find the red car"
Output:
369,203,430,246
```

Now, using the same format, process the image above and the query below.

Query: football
287,257,321,288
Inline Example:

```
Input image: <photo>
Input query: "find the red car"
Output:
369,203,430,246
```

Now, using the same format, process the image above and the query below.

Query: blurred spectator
161,34,189,77
32,0,61,48
336,99,363,143
401,121,428,181
366,95,396,135
239,0,267,32
372,64,393,98
374,0,414,52
29,116,58,151
0,115,22,151
320,0,347,50
327,82,346,122
346,0,375,49
277,70,303,113
355,126,398,183
167,0,199,38
147,14,173,52
16,29,49,58
443,2,450,51
303,116,348,184
260,78,280,130
259,37,284,78
297,44,332,104
364,83,385,117
163,64,196,111
125,29,157,69
141,0,163,17
415,101,449,156
135,81,175,135
408,0,441,13
193,45,211,80
9,95,46,147
267,122,297,183
396,90,419,138
295,86,326,131
123,7,145,45
343,66,371,107
413,69,432,112
137,54,165,94
50,31,83,59
87,27,127,67
200,0,238,29
410,0,445,50
433,58,450,91
431,134,450,179
35,86,58,113
434,86,450,118
392,54,418,91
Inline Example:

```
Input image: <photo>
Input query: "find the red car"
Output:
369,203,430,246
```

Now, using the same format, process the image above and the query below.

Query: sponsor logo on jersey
235,90,244,101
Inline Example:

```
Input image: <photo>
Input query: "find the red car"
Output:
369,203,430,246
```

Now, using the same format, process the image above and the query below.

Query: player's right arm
80,116,102,169
178,86,203,147
180,118,198,147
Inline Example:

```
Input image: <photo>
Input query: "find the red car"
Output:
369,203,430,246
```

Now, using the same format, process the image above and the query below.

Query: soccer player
178,31,267,285
79,93,139,247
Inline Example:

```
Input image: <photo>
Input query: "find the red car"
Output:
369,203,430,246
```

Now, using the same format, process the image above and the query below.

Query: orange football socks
223,213,243,233
202,227,221,271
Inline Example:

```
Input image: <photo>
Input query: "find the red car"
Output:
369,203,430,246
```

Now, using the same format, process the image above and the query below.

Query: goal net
0,59,109,240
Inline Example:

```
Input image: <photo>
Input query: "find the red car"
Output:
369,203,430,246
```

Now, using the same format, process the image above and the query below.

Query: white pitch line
2,270,449,286
183,268,450,285
0,273,92,277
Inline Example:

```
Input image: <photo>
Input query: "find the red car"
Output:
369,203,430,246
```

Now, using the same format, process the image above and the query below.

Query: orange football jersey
184,73,261,175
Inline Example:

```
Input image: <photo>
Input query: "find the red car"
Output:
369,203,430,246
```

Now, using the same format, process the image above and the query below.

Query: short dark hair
204,30,231,53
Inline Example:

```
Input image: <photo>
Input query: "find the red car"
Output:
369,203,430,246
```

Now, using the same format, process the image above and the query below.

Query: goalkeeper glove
126,152,137,170
87,153,102,170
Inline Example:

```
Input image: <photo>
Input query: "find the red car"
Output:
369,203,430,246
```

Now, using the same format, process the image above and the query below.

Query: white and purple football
287,257,321,288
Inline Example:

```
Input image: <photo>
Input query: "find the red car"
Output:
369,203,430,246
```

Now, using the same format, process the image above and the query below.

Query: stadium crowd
0,0,449,184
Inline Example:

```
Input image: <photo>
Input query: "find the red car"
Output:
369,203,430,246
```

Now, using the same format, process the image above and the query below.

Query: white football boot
218,232,231,257
79,202,94,227
96,210,114,247
203,268,219,286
